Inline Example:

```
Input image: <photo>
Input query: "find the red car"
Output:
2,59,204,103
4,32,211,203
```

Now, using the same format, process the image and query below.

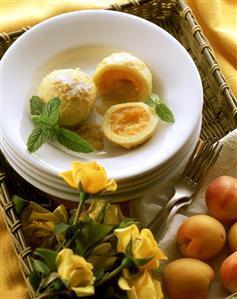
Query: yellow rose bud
114,224,167,270
56,248,95,297
59,161,117,194
118,270,164,299
21,203,68,245
81,200,124,224
115,224,140,253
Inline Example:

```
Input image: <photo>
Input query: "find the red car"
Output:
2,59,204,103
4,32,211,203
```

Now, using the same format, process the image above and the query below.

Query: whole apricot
228,222,237,252
163,258,214,299
176,214,226,260
220,251,237,293
205,176,237,225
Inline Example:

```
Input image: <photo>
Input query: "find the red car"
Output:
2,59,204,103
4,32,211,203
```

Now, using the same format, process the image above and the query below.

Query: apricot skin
176,214,226,260
220,251,237,293
228,222,237,252
163,258,214,299
205,176,237,225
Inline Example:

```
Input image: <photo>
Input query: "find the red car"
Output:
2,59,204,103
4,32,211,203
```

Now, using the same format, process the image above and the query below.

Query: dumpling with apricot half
103,102,158,149
93,52,152,103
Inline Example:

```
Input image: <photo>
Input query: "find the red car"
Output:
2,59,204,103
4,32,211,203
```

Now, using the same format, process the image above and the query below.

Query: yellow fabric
0,1,236,299
186,0,237,98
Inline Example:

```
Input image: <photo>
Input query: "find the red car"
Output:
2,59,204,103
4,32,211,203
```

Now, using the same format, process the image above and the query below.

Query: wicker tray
0,0,237,298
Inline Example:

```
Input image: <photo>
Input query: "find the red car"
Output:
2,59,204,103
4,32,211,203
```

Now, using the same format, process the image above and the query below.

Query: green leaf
75,239,85,256
27,127,53,153
42,97,61,125
156,102,175,123
56,128,94,153
125,239,133,255
12,195,28,215
31,115,43,127
95,201,109,223
32,258,51,275
146,97,156,108
93,267,105,281
79,222,113,256
29,270,41,289
34,248,58,272
133,256,154,267
54,223,70,234
147,93,175,123
30,96,45,116
118,218,138,229
39,272,60,290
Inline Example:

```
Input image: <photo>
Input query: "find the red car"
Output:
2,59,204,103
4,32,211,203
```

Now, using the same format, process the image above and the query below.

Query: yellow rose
59,161,117,194
114,224,166,270
81,200,124,224
87,242,117,269
21,203,68,245
56,248,95,297
118,269,163,299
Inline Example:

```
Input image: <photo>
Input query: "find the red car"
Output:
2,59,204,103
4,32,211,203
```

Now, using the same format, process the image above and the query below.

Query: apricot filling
99,70,141,100
93,52,152,102
110,106,150,135
102,102,158,149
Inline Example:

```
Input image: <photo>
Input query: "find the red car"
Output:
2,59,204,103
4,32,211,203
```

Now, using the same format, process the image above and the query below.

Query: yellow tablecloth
0,1,237,298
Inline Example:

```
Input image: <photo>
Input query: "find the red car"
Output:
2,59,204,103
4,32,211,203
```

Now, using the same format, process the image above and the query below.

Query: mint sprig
30,96,45,116
147,93,175,123
57,128,93,153
27,96,94,154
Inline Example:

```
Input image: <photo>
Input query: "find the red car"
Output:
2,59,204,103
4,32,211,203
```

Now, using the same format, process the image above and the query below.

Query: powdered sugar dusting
53,72,93,97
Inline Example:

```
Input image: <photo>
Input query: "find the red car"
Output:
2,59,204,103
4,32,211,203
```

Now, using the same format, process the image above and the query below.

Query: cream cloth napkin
130,129,237,298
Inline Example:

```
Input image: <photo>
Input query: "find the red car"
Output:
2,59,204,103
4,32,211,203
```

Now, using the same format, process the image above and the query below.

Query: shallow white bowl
1,131,199,202
1,10,203,181
1,116,201,193
1,118,201,201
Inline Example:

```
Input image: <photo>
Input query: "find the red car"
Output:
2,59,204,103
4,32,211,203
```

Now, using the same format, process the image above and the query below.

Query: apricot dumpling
93,52,152,102
103,102,158,149
37,68,96,127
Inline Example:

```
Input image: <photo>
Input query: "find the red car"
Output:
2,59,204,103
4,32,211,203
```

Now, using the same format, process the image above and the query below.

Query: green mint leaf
147,93,161,107
30,96,45,116
146,97,156,108
27,127,53,153
42,97,61,125
56,128,94,153
147,93,175,123
31,115,43,127
156,102,175,123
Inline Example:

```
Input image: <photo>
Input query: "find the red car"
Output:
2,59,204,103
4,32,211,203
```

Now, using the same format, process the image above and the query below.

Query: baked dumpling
37,68,96,127
103,102,158,149
93,52,152,102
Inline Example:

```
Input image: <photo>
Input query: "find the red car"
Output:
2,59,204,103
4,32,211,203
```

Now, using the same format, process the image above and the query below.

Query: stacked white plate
0,10,203,202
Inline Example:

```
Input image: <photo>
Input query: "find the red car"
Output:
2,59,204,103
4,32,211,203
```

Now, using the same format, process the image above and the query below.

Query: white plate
1,140,78,193
1,10,203,181
1,119,201,202
2,116,201,194
1,130,199,203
